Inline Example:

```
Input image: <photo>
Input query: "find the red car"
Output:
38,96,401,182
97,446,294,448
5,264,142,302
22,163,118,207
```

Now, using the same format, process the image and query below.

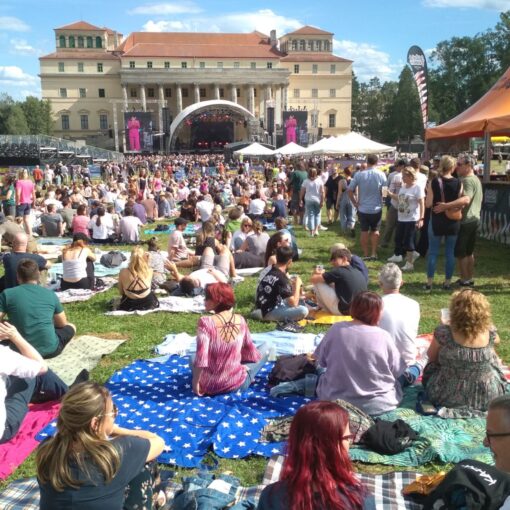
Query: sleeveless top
63,248,88,279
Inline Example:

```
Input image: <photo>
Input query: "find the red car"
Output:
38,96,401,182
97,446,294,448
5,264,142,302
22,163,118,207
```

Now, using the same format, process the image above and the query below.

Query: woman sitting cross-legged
61,233,96,291
257,400,375,510
422,289,508,416
36,381,165,510
191,282,269,396
117,246,159,312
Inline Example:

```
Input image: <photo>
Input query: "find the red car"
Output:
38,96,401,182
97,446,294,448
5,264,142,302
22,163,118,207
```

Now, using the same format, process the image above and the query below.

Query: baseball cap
175,217,189,227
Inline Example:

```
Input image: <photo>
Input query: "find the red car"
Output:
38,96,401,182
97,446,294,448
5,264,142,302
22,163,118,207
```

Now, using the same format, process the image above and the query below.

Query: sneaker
442,282,452,291
277,321,304,333
423,284,432,292
319,225,328,231
401,262,414,272
411,251,421,263
387,254,403,263
455,278,474,287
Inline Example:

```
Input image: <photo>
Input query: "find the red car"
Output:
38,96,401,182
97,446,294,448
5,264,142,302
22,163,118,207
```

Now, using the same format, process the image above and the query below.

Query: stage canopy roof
426,67,510,140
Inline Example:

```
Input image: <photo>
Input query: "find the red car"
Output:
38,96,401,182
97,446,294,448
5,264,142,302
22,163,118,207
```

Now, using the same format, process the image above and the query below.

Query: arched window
87,36,93,48
324,40,330,51
69,36,75,48
96,36,102,48
316,40,322,51
59,35,66,48
77,36,84,48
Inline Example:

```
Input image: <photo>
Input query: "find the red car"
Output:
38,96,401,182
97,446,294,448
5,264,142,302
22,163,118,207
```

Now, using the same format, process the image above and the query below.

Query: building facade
40,21,352,151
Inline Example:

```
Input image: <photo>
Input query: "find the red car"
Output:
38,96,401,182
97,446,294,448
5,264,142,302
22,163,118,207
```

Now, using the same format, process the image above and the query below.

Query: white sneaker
319,225,328,231
387,254,403,263
412,251,420,262
402,262,414,272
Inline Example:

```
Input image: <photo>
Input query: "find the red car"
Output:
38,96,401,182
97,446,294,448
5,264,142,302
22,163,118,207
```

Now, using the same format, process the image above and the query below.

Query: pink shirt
194,315,261,395
15,179,34,204
72,215,90,236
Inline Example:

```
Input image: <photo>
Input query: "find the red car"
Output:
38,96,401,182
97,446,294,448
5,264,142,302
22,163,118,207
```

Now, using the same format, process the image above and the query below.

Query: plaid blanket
0,477,39,510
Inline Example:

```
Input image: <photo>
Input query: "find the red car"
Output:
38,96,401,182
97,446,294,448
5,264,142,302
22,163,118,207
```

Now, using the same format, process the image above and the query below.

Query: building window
164,88,172,97
311,112,318,128
293,89,300,98
182,88,189,97
330,64,336,74
59,35,66,48
219,88,224,98
147,61,153,69
69,36,75,48
234,62,240,68
307,40,312,51
312,64,318,74
59,88,67,98
77,36,84,48
129,61,135,68
251,62,256,69
98,88,105,98
217,62,223,68
61,114,69,130
267,62,273,69
316,40,322,51
147,88,155,98
200,88,206,98
130,88,137,98
77,62,84,72
95,36,102,48
294,64,300,74
80,114,89,130
181,62,187,68
99,114,108,130
97,63,103,73
328,113,336,128
199,61,205,68
329,88,336,98
87,36,93,48
58,62,65,72
311,88,318,98
324,41,330,51
299,40,305,50
164,61,170,68
292,40,298,51
79,88,86,98
236,88,241,97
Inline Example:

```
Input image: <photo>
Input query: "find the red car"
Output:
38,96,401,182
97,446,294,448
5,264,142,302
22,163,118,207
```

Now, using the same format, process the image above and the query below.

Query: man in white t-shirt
378,263,421,369
0,321,68,444
196,195,215,222
248,191,266,219
119,206,143,243
167,217,193,262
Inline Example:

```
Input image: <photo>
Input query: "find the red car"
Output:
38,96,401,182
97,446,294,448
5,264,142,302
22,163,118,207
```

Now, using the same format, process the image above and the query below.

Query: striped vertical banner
407,46,429,129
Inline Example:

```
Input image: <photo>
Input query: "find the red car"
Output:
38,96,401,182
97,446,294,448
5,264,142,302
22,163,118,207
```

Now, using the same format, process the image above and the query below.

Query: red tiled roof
56,21,115,33
280,54,352,63
283,26,333,36
117,32,283,59
39,51,119,61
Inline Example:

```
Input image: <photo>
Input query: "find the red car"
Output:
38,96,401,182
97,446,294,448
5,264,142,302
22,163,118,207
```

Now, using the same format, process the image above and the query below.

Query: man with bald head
0,232,48,291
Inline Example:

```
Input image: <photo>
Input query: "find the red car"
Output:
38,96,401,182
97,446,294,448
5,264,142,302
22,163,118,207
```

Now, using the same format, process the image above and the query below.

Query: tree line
352,10,510,144
0,93,53,136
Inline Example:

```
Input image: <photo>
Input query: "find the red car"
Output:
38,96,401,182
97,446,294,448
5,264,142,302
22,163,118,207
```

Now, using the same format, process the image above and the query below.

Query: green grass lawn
2,215,510,489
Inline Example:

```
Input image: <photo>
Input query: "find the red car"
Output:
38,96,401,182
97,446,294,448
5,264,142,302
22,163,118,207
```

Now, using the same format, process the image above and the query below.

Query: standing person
32,165,43,187
387,167,424,272
336,166,356,237
127,116,141,151
299,168,325,237
15,168,36,235
425,155,462,291
0,174,16,218
347,155,387,261
37,382,165,510
380,160,404,248
288,163,308,226
325,167,340,224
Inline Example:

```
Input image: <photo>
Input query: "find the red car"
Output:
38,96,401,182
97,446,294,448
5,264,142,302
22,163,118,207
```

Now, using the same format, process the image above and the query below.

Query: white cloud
9,38,42,56
0,16,30,32
129,1,202,15
423,0,510,9
141,9,302,36
0,66,38,86
333,39,399,82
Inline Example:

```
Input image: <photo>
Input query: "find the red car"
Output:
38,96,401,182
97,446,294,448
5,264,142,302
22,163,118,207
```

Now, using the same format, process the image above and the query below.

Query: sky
0,0,508,100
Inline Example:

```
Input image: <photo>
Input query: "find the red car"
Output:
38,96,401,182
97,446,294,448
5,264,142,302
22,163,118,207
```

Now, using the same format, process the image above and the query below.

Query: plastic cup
315,264,324,272
381,186,389,198
440,308,450,324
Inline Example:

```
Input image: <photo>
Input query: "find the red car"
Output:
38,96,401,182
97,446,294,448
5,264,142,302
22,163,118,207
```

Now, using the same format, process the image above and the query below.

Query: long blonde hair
36,382,121,491
128,245,150,280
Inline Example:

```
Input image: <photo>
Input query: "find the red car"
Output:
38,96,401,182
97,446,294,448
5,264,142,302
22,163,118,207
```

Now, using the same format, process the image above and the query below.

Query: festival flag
407,46,428,129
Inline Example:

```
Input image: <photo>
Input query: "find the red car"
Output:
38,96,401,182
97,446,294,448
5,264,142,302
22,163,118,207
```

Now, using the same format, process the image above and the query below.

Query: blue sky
0,0,507,99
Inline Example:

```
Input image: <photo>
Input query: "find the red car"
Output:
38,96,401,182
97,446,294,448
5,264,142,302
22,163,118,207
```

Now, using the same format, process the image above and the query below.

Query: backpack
268,354,317,386
100,250,126,268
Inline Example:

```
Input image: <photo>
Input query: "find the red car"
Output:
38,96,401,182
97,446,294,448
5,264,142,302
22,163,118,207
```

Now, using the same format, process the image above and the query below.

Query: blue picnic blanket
36,356,310,468
144,223,199,236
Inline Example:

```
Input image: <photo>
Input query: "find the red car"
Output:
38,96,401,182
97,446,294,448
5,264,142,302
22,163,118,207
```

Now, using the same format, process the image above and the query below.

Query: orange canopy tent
426,67,510,140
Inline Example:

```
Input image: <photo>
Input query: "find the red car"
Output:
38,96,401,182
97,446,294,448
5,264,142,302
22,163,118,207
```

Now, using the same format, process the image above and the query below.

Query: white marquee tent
272,141,307,156
233,142,274,157
305,132,395,155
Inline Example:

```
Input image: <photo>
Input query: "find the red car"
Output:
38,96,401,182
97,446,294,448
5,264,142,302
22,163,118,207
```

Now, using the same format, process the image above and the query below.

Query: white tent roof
306,132,395,155
234,142,274,156
272,141,307,156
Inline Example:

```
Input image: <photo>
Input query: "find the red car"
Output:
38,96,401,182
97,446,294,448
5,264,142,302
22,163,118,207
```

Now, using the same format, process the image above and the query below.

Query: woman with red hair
257,401,374,509
191,282,268,396
313,291,407,416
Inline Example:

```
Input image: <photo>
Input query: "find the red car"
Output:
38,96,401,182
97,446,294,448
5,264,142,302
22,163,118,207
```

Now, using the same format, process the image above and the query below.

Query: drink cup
315,264,324,272
440,308,450,324
381,186,389,198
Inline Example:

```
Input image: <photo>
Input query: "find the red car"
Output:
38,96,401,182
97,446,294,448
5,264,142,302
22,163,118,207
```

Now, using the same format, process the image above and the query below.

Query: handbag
438,178,463,221
268,354,317,386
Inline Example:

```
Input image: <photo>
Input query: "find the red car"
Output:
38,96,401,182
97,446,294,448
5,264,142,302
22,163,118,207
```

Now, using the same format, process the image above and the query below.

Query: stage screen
283,111,308,146
124,112,154,152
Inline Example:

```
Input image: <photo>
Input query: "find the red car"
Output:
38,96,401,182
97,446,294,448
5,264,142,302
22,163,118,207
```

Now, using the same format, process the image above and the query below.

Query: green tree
351,72,363,132
0,93,15,134
21,96,53,135
5,104,29,134
490,11,510,74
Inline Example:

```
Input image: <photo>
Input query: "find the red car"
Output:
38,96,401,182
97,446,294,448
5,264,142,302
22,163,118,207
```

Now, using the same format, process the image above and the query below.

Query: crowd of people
0,150,507,509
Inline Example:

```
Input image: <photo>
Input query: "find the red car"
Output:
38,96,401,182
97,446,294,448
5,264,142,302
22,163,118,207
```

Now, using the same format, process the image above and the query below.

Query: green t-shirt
225,218,242,233
0,284,64,356
289,170,308,195
461,174,483,223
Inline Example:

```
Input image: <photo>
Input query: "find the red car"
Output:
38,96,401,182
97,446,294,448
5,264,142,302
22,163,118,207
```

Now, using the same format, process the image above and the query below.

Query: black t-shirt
38,435,150,510
195,236,218,257
272,199,287,220
322,265,368,314
256,266,292,316
430,176,462,236
325,175,340,201
3,252,47,289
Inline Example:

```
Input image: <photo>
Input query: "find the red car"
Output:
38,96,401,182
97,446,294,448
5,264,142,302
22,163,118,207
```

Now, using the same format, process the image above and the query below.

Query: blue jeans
263,301,308,322
0,369,68,444
339,194,356,230
304,199,321,232
427,223,458,280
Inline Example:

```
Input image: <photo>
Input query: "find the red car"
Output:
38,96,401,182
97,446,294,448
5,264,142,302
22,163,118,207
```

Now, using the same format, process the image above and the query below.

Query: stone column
275,85,282,125
140,85,147,112
112,102,119,152
176,84,183,113
231,85,237,103
248,85,255,114
158,85,164,135
282,86,288,112
122,84,128,110
193,83,200,103
213,84,220,100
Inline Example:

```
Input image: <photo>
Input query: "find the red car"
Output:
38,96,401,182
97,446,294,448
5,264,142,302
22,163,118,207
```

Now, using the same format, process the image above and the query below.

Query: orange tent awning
426,67,510,140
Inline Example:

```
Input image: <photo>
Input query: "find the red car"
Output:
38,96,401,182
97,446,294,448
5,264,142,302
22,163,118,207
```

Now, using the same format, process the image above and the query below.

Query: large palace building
40,21,353,152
